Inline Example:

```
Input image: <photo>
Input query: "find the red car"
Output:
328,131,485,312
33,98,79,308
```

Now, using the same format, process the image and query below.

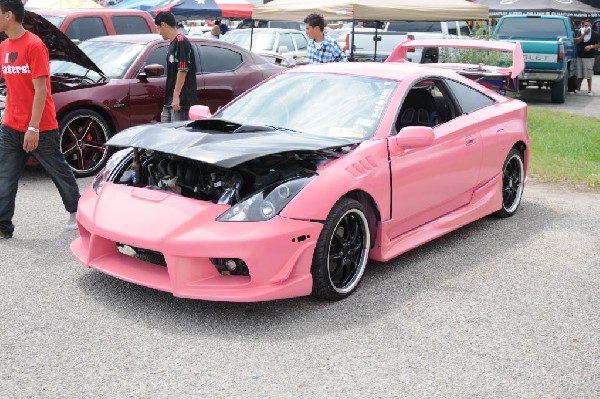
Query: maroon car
0,12,284,177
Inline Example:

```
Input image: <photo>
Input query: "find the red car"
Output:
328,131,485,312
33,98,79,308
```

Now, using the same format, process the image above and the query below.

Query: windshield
496,18,568,39
222,31,276,51
43,16,66,28
51,41,145,81
216,73,398,139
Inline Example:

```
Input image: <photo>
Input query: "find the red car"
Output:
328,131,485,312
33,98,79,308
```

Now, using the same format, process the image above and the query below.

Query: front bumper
71,183,323,302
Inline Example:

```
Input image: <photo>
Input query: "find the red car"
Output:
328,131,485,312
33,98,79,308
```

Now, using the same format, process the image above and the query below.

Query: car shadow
76,197,561,342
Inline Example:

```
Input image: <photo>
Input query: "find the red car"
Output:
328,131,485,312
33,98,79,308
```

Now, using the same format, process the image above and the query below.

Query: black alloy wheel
311,198,371,300
493,148,525,218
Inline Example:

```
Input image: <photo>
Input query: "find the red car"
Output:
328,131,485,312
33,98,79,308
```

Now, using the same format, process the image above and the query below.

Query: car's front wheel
59,109,112,178
311,198,371,301
493,149,524,218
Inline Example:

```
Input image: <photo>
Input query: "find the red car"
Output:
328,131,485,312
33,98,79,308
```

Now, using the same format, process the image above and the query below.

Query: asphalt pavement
1,170,599,397
518,74,600,118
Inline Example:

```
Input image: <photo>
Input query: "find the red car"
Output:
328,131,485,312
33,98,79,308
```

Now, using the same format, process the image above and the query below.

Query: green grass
527,107,600,189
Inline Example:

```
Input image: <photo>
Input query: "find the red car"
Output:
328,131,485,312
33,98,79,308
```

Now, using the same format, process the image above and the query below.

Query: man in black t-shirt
574,19,600,96
154,11,197,121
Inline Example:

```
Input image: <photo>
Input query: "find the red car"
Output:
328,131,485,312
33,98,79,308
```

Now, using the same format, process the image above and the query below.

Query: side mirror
143,64,165,77
278,45,290,54
137,64,165,82
389,126,434,156
189,105,212,120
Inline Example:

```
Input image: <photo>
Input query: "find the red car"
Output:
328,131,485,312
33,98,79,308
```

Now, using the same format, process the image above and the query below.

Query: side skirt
369,173,502,262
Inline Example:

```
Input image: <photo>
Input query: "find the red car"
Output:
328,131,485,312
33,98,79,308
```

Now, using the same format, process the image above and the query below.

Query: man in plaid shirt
304,13,348,64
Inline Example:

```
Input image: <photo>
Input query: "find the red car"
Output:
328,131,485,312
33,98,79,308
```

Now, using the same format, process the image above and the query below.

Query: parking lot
1,163,598,397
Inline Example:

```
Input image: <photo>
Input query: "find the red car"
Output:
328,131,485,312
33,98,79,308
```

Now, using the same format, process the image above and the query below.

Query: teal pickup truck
494,15,578,104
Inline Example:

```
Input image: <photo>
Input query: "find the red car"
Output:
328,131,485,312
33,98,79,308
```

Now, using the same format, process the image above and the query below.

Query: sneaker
66,212,78,231
587,91,593,96
0,230,12,239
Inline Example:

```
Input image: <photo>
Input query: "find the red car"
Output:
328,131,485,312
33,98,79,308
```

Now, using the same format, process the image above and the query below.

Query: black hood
106,123,362,168
0,11,105,79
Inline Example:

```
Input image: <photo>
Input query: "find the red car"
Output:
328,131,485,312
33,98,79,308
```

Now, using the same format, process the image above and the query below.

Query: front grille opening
117,243,167,267
210,258,249,276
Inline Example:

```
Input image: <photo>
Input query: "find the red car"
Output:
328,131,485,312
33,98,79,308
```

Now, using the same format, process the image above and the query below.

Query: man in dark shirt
154,11,197,121
574,19,600,96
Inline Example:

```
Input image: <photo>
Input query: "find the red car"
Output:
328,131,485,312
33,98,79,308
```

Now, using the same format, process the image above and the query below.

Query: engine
110,149,333,206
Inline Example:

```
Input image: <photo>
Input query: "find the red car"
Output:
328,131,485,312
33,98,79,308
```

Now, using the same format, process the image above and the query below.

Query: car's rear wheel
493,149,524,218
311,198,370,301
60,109,112,178
550,75,566,103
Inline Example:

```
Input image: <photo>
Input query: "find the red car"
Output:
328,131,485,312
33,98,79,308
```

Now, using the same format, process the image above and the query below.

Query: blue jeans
0,125,80,235
161,106,189,122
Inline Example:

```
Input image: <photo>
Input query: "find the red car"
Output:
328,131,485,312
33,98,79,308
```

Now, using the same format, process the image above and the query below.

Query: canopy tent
25,0,103,8
470,0,600,18
216,0,254,19
150,0,222,18
111,0,162,11
252,0,489,22
119,0,253,18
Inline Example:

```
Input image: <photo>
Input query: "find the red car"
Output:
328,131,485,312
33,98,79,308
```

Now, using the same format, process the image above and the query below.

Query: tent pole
250,19,254,51
350,19,355,62
374,23,379,62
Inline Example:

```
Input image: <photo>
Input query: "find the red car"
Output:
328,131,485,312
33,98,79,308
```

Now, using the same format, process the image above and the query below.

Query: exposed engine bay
108,147,349,205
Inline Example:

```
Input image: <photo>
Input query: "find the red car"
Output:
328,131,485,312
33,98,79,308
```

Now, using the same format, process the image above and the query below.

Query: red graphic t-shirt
0,31,58,132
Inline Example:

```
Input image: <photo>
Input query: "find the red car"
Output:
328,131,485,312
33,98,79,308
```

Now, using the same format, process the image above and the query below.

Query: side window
445,79,496,114
112,16,151,35
291,33,308,51
198,45,243,73
395,79,457,133
65,17,107,41
277,33,295,52
143,45,168,75
458,21,471,36
447,21,458,36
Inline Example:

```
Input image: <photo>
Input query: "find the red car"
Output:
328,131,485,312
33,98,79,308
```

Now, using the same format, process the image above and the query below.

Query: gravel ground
0,170,598,398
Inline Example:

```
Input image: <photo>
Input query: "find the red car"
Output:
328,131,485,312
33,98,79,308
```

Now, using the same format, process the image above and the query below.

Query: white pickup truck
338,20,471,62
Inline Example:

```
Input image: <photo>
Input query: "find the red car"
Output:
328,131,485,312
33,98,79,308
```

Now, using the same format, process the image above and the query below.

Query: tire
550,75,566,104
493,149,524,218
59,109,112,178
568,75,578,92
311,198,371,301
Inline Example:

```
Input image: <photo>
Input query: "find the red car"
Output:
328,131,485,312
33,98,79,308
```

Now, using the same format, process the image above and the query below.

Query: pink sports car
71,42,530,302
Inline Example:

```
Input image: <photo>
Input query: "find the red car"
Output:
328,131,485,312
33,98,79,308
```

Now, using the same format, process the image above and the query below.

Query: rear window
496,18,568,39
112,15,151,35
65,17,107,41
387,21,442,33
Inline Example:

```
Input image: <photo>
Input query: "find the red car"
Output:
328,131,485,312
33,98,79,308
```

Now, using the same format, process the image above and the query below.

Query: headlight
92,148,132,194
217,176,315,222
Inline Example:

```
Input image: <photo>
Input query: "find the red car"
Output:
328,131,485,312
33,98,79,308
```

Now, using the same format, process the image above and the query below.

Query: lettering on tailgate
523,53,558,63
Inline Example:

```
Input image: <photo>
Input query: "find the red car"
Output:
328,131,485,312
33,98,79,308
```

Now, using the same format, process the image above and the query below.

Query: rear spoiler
386,39,525,79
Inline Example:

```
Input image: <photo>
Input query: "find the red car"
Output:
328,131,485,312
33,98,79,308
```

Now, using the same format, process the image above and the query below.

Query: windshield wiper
267,125,303,134
53,72,97,83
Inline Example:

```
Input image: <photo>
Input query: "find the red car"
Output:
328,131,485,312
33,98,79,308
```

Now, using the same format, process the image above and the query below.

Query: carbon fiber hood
106,121,361,168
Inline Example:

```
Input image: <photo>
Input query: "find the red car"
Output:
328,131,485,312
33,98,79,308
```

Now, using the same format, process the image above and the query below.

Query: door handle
466,136,476,145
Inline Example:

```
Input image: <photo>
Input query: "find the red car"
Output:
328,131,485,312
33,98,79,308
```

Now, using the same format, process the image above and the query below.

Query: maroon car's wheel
60,109,111,178
311,198,370,301
493,149,524,218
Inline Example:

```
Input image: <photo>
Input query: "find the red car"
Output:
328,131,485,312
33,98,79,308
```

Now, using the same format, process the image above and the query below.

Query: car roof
229,28,305,34
34,8,151,17
86,33,254,49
